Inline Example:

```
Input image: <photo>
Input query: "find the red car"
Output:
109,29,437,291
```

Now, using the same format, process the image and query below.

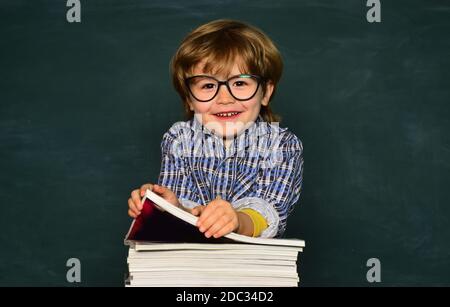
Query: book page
135,189,305,248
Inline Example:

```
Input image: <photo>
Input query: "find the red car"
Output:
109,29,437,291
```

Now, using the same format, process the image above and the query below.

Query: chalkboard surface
1,0,449,286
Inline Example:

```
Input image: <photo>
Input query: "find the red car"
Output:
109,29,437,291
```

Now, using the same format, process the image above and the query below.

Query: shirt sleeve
239,208,268,237
232,132,304,238
157,129,202,209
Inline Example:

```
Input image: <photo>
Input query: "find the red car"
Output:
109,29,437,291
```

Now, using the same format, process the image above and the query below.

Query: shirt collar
190,115,287,155
191,114,267,137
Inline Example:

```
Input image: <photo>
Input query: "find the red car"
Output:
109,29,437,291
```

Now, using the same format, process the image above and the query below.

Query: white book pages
142,190,305,248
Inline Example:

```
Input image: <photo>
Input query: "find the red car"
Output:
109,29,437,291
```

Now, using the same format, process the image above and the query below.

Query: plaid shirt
157,116,304,237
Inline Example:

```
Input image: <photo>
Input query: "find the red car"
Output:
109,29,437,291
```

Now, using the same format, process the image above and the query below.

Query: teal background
1,0,449,286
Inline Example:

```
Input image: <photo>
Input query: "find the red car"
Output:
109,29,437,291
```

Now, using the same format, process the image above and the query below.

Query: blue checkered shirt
157,116,304,237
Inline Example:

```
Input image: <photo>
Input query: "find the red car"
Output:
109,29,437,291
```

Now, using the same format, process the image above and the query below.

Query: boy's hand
190,206,205,216
196,198,239,238
127,183,180,218
152,184,180,207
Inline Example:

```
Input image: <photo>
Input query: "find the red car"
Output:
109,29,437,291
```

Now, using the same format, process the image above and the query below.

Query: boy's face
187,60,274,139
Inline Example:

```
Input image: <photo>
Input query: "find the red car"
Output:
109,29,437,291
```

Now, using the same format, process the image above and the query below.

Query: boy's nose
216,84,235,104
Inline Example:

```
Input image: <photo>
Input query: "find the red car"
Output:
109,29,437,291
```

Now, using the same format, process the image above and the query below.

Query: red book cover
125,199,234,244
124,190,305,248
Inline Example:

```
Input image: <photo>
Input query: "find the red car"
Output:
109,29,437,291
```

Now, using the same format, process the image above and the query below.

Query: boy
128,19,303,238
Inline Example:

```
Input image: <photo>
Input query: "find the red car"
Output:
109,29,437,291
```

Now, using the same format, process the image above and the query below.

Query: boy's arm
238,208,268,237
235,211,254,236
157,130,202,209
233,133,304,238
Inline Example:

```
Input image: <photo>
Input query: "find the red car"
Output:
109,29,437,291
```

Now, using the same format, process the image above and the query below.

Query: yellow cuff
239,209,268,237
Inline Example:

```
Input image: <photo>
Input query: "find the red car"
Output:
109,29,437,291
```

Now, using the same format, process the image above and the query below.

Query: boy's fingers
205,214,235,238
140,183,153,196
204,219,227,238
151,185,180,207
197,202,222,225
150,184,160,195
153,184,169,195
127,198,137,215
212,222,236,238
128,199,140,216
191,206,204,216
198,211,222,233
131,190,143,210
152,184,162,193
131,189,140,201
128,209,137,219
154,185,174,200
197,203,214,223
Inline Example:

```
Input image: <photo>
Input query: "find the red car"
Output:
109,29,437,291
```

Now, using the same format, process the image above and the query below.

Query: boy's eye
201,83,216,90
232,80,249,87
233,81,246,86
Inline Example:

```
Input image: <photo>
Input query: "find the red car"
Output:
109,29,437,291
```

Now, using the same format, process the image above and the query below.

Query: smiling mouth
213,111,242,118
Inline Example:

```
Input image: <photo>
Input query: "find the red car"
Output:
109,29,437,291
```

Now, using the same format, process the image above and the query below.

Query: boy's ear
261,82,274,106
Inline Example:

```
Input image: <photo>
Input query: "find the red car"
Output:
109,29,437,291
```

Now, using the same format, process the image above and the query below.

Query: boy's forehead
190,57,249,77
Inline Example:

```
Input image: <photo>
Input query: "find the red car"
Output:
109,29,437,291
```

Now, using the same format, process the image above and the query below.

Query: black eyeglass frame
184,74,265,102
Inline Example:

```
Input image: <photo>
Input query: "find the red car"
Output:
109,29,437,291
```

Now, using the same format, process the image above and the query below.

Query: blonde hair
171,19,283,122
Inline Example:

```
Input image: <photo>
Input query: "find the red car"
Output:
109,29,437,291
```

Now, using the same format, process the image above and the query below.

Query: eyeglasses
185,74,264,102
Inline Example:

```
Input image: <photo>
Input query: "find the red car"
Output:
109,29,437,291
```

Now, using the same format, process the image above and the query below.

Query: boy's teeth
216,112,239,117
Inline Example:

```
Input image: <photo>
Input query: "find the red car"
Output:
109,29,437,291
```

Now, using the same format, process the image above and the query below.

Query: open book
125,189,305,249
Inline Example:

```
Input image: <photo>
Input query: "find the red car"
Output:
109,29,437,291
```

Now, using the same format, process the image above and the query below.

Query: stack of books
124,190,305,287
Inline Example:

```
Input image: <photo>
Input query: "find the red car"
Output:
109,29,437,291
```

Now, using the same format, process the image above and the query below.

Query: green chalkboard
1,0,449,286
